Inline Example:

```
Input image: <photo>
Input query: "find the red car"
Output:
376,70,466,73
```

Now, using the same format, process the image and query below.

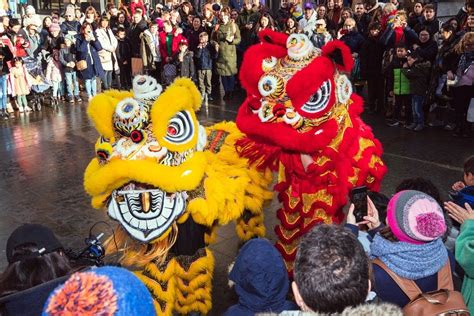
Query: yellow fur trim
204,225,217,245
236,212,266,241
84,152,206,206
150,79,201,152
87,90,134,139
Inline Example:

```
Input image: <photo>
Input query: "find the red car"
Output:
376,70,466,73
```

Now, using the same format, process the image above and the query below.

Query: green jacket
214,22,241,76
455,219,474,313
393,68,410,95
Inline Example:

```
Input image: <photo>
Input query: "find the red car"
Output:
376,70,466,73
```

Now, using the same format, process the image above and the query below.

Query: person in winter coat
25,24,42,59
214,8,241,100
115,27,132,89
185,16,205,53
299,2,318,37
176,38,195,80
8,57,32,113
46,50,63,105
130,0,147,16
401,51,431,131
75,22,104,99
142,22,161,80
60,6,81,36
59,34,81,103
450,32,474,137
129,12,149,59
444,200,474,312
309,19,333,49
354,2,371,37
386,45,412,126
412,28,438,65
364,190,455,308
22,5,42,29
96,17,119,90
0,28,13,119
7,19,29,58
236,0,260,51
338,18,364,54
196,31,218,105
408,2,423,28
42,23,64,57
380,11,418,49
413,4,439,35
224,239,297,316
360,22,385,113
159,21,184,63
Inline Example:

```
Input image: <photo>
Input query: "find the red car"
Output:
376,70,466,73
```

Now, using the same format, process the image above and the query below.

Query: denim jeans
0,74,7,110
221,75,235,92
102,70,112,90
52,81,60,97
411,94,425,125
65,71,79,97
85,77,97,98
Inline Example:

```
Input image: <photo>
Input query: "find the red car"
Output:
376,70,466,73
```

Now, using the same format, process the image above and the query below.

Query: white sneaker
25,106,33,112
18,106,24,113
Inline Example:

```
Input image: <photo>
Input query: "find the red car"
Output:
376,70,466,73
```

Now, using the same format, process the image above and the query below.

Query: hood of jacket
229,238,291,312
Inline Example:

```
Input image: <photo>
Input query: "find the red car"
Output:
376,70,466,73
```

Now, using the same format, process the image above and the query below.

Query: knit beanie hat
6,224,63,264
386,190,446,244
49,23,60,32
25,5,36,15
42,266,155,316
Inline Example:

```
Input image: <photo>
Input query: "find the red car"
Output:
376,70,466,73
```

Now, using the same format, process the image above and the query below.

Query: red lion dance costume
236,30,387,273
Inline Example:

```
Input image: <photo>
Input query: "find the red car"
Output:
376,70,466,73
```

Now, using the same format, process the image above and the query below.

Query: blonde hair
383,3,397,14
455,31,474,54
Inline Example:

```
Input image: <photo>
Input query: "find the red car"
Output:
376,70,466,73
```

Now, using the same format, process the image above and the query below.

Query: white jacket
96,27,119,72
298,11,318,38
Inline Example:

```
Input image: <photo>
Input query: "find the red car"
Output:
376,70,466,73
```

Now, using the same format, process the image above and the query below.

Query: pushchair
23,56,51,111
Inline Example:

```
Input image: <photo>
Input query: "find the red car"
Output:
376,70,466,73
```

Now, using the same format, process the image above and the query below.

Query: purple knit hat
386,190,446,244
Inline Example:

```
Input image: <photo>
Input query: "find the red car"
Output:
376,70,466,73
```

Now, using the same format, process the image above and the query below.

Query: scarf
370,233,448,280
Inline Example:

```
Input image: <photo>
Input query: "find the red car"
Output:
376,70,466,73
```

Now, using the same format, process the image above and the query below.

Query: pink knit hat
49,23,61,32
386,190,446,244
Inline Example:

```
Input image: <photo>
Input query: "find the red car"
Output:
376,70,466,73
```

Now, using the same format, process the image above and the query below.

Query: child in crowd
177,38,195,80
401,50,431,131
451,156,474,208
196,31,217,105
309,19,332,49
116,27,132,90
46,50,63,106
8,57,32,113
386,44,411,127
59,34,81,103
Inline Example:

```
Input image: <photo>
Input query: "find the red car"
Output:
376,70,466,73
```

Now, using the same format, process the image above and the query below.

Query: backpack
373,258,469,316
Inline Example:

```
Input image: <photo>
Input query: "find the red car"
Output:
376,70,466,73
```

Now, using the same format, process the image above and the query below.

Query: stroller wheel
37,102,41,111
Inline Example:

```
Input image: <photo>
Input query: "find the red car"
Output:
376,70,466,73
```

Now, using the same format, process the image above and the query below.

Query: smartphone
351,186,367,223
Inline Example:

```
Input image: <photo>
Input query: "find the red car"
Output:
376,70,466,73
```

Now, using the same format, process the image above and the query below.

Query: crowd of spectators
0,0,473,132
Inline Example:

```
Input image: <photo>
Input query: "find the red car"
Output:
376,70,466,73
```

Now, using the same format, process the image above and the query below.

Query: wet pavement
0,91,472,315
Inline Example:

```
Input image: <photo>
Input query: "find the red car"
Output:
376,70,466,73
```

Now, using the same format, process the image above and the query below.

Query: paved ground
0,89,472,314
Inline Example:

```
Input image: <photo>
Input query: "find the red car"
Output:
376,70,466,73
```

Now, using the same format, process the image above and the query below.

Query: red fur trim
235,137,281,171
236,102,340,154
239,42,287,97
257,29,289,46
321,40,354,73
287,59,336,117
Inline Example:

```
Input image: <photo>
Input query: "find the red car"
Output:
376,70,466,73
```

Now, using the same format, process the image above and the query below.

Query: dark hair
464,155,474,175
12,57,23,64
294,225,369,313
423,3,435,11
9,18,20,28
0,244,72,297
80,22,92,35
440,23,455,33
368,22,381,31
98,16,109,26
446,17,460,32
117,27,126,34
395,43,407,50
379,226,399,242
395,177,442,205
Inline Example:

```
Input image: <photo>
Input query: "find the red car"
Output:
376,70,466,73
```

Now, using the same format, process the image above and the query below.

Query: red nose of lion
273,103,286,118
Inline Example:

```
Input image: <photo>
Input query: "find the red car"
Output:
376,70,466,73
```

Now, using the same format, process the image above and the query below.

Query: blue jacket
195,43,218,70
75,34,104,80
225,239,297,316
451,186,474,208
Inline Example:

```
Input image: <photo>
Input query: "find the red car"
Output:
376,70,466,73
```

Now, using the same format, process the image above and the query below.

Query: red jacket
130,0,147,16
159,31,184,61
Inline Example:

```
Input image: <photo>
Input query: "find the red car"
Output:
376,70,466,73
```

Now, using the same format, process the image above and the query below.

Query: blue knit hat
42,266,155,316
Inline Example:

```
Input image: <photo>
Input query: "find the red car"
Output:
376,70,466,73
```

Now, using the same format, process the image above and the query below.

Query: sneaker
428,120,444,127
405,123,417,130
68,96,74,103
444,124,456,131
25,105,33,112
75,96,83,103
413,124,424,132
18,106,24,113
387,120,401,127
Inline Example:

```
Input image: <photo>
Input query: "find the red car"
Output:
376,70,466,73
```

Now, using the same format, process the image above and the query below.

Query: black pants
119,63,132,89
367,77,385,113
394,95,412,123
452,85,473,133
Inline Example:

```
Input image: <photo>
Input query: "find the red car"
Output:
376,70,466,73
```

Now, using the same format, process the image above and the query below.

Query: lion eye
301,80,331,114
165,111,195,145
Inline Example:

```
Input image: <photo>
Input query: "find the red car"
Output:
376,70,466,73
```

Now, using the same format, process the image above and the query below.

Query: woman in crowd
408,2,423,28
214,7,241,100
40,16,52,43
96,17,118,90
76,22,104,99
412,28,438,65
253,12,276,42
450,32,474,137
284,17,298,34
81,6,99,30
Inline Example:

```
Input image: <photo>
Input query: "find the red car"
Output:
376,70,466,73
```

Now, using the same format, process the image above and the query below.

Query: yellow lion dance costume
83,76,272,315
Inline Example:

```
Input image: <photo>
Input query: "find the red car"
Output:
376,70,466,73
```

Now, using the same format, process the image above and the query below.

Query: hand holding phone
350,186,367,223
